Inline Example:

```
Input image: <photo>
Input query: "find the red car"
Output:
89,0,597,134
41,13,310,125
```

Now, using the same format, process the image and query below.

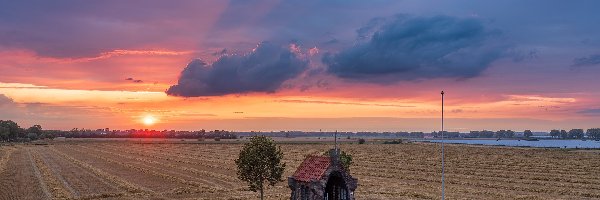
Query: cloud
276,99,414,108
451,109,464,113
125,78,143,83
0,94,24,120
205,0,406,50
0,94,16,106
212,49,228,56
0,1,225,58
578,108,600,115
166,42,309,96
323,15,510,83
572,54,600,67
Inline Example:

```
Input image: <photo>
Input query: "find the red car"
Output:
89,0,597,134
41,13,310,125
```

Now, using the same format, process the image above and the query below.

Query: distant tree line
550,129,599,139
3,119,600,142
435,128,600,139
0,120,236,142
0,120,55,142
57,129,237,139
242,131,425,138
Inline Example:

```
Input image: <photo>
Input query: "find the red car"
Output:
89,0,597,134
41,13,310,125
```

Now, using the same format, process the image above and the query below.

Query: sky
1,0,600,132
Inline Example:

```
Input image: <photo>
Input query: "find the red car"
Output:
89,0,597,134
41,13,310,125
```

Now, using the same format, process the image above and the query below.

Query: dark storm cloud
323,15,510,83
206,0,404,49
572,54,600,67
166,42,309,97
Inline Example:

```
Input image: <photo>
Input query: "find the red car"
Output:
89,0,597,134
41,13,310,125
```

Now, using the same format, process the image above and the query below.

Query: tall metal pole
441,91,445,200
334,130,338,155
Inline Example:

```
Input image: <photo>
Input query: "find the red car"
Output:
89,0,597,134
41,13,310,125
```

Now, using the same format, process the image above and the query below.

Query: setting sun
142,115,157,126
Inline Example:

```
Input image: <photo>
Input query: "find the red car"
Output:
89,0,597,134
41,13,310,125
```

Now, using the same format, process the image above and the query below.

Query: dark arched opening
325,172,348,200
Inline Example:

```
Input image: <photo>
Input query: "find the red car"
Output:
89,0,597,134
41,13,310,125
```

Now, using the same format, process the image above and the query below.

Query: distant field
1,141,599,199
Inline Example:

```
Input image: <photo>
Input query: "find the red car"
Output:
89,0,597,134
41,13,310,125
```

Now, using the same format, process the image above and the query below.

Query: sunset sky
1,0,599,132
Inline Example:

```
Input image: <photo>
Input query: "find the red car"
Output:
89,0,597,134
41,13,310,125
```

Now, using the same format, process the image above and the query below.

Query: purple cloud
572,54,600,67
166,42,309,96
323,15,510,83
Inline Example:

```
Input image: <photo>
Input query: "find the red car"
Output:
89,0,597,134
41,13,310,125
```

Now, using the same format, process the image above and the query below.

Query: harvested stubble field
1,141,599,200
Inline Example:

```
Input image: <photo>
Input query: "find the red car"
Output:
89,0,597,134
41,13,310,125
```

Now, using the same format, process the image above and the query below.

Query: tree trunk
260,188,264,200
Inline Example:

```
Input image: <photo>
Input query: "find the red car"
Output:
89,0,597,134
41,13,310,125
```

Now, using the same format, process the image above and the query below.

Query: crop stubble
0,142,599,199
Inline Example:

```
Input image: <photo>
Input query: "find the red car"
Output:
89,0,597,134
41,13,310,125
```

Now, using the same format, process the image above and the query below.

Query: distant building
288,149,358,200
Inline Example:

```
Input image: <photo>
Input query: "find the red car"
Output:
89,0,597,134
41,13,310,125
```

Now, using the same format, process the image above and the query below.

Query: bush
383,139,403,144
214,137,221,141
358,138,366,144
27,132,38,141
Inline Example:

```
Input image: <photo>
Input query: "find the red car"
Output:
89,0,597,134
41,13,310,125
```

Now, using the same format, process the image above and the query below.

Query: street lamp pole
441,90,445,200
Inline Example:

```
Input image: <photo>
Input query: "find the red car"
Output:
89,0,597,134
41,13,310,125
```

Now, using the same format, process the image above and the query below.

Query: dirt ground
0,141,599,199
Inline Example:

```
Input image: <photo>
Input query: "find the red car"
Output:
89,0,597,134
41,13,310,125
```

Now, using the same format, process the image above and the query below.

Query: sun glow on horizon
142,115,157,126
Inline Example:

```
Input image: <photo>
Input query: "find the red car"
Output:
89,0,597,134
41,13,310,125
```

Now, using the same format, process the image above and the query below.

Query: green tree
0,120,22,140
323,150,353,172
0,126,9,142
27,132,38,140
43,131,56,140
27,125,42,135
523,130,533,138
235,136,285,200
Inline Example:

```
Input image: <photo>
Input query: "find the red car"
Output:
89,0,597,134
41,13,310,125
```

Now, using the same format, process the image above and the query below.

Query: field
1,141,600,199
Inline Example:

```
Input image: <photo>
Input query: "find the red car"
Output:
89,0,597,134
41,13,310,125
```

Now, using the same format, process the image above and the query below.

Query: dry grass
0,142,599,199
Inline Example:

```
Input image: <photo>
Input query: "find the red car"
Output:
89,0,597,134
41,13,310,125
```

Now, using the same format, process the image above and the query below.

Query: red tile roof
292,155,331,182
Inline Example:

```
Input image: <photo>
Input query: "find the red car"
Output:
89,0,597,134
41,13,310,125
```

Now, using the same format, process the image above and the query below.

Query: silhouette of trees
495,130,514,138
560,130,568,139
506,130,515,138
568,129,584,139
468,130,495,138
550,130,560,138
27,125,42,135
586,129,600,139
524,130,533,138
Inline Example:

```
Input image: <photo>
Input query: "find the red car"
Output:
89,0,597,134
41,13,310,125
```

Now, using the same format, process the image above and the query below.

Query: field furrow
0,146,15,173
49,146,155,198
0,146,50,200
73,144,235,190
56,144,245,200
29,147,72,199
35,146,123,199
1,141,598,199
